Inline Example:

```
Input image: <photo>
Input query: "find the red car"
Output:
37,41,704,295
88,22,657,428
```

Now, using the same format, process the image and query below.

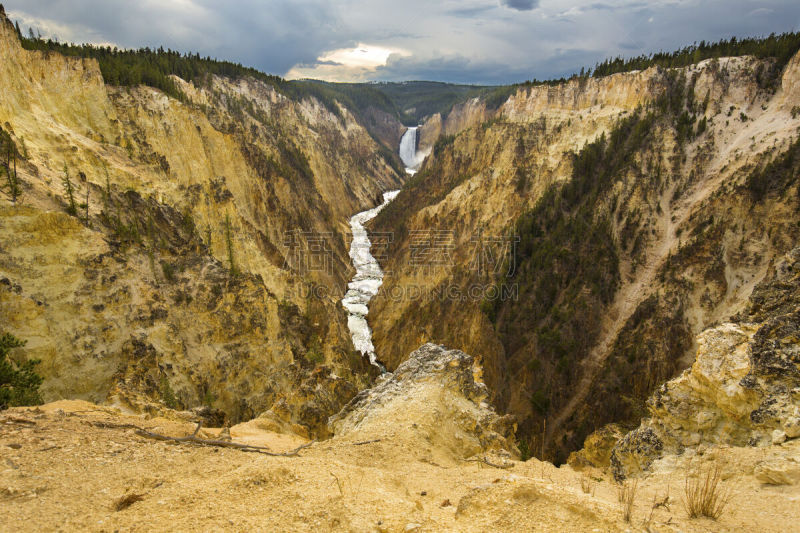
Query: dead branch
466,456,515,469
134,427,315,456
113,493,145,511
483,457,514,469
86,421,142,430
352,439,382,446
69,409,122,416
86,418,314,457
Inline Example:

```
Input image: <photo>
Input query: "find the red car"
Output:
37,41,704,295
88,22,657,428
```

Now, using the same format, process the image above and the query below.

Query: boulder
754,459,800,485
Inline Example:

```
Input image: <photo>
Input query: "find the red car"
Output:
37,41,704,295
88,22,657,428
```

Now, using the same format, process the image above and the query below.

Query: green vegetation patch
0,332,43,410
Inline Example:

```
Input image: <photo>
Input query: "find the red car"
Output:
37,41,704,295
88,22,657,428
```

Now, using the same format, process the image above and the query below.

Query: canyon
1,5,800,530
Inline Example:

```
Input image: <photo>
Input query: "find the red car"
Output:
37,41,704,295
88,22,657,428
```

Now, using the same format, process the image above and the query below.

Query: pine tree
102,163,112,211
84,186,90,225
4,146,21,203
0,332,43,410
62,163,77,216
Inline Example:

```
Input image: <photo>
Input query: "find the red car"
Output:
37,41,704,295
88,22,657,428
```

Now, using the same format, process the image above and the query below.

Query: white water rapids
342,127,424,368
341,190,399,367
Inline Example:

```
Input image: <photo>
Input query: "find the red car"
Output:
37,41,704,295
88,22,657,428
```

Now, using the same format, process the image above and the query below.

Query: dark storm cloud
3,0,800,84
585,2,648,12
3,0,344,74
500,0,539,11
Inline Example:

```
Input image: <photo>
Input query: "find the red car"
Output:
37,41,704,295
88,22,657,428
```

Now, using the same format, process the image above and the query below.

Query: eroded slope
0,12,402,434
371,51,800,462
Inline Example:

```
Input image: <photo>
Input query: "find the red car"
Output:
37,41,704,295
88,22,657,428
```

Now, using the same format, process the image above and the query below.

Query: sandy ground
1,401,798,532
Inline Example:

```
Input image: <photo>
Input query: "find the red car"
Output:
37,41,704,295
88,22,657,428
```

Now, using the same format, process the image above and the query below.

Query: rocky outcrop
567,424,625,470
330,344,517,460
754,456,800,485
248,364,361,439
611,248,800,479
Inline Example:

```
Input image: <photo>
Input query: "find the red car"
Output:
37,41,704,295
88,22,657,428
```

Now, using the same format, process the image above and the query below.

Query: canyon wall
0,13,403,434
372,53,800,462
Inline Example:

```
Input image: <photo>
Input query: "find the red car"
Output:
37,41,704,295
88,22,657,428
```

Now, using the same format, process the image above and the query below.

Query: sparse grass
330,472,344,497
683,463,731,519
580,473,595,495
617,478,638,523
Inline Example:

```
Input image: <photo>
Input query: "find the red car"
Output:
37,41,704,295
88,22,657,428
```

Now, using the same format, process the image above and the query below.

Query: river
341,190,399,368
341,126,422,368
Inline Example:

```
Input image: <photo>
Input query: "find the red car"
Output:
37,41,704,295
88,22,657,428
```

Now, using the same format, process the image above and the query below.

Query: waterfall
399,126,424,174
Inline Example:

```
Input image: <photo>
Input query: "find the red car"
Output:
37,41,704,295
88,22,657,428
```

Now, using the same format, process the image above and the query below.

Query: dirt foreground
1,400,798,532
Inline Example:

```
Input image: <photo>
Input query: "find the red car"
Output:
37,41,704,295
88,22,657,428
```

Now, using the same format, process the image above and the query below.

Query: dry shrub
683,463,731,519
113,492,145,511
23,211,82,240
616,479,638,522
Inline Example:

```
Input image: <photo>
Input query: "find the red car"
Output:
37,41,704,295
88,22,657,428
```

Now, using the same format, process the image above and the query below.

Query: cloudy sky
4,1,800,84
